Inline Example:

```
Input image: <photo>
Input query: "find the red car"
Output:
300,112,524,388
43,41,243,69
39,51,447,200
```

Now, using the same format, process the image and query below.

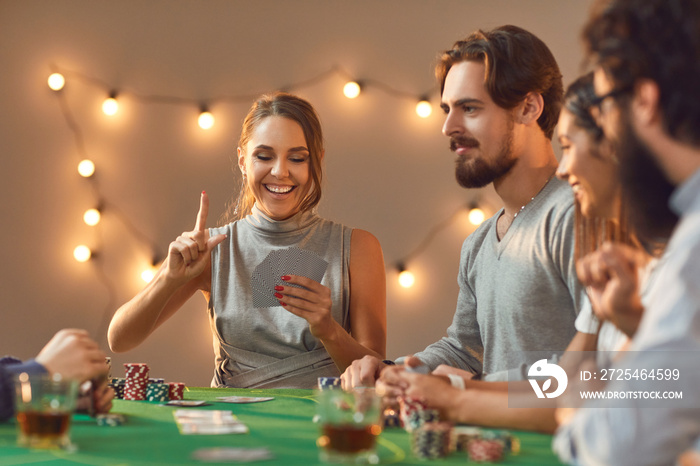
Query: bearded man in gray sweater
342,25,585,432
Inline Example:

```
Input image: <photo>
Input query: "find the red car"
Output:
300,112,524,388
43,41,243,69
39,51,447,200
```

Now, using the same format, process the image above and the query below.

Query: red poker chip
468,439,504,462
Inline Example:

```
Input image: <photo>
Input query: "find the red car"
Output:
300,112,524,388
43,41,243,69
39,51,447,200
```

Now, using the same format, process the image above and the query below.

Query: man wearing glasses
554,0,700,464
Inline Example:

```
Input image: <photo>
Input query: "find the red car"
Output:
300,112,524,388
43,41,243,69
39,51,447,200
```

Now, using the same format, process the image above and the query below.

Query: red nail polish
274,285,284,291
274,292,283,299
281,275,291,281
279,302,286,306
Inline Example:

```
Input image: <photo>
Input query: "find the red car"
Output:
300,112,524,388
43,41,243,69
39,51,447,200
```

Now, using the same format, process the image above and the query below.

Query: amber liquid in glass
17,411,70,439
322,424,378,453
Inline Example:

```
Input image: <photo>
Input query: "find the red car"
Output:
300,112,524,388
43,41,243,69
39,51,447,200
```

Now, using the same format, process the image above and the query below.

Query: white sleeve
574,296,599,334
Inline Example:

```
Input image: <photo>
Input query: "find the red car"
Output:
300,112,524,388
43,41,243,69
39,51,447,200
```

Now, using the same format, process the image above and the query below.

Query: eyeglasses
589,85,632,112
588,85,632,125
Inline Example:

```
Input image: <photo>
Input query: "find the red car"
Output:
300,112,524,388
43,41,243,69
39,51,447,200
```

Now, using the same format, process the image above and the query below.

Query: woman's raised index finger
195,191,209,231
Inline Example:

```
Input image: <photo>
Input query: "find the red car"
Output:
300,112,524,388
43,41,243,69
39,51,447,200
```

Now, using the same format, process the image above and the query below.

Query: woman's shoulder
350,228,381,248
210,220,239,236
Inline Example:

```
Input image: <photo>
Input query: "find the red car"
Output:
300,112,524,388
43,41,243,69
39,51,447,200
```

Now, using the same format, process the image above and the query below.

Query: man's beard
452,122,517,189
616,111,678,247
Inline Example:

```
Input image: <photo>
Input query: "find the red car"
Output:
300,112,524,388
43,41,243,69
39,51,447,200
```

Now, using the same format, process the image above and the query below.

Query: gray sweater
413,177,583,378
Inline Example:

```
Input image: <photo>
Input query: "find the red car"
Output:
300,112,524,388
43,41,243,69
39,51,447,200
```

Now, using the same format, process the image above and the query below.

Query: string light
468,205,485,226
102,91,119,116
343,81,361,99
415,98,432,118
397,264,416,289
77,159,95,178
73,245,92,262
141,256,161,283
52,64,494,296
48,72,65,91
83,208,101,226
198,106,215,130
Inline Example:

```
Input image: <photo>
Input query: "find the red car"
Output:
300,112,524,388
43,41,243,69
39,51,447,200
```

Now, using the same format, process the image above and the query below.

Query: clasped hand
576,242,646,337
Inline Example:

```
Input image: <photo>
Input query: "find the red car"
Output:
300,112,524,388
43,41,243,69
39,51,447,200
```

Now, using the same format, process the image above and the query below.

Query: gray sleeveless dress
208,204,352,388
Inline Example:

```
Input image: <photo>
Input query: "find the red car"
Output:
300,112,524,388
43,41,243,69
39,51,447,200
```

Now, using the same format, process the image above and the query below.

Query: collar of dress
244,203,319,234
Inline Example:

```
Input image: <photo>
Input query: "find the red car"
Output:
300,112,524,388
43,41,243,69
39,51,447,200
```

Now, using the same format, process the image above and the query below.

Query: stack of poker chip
168,382,186,400
506,434,521,455
467,438,505,462
405,408,440,431
453,426,483,452
481,430,520,456
110,378,126,399
123,363,149,401
410,421,452,459
453,427,519,461
146,381,170,402
398,396,427,432
97,413,126,426
317,377,341,390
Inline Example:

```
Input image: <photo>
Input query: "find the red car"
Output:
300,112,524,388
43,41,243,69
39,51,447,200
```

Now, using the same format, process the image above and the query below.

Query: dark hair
583,0,700,145
227,92,324,221
564,74,635,261
564,72,604,145
436,25,564,139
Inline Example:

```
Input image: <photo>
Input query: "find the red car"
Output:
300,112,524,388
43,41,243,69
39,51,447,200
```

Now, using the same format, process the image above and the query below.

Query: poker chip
146,382,170,402
124,362,149,376
453,426,482,452
405,408,439,431
123,363,149,401
468,438,505,462
124,379,148,400
168,382,186,401
317,377,341,390
109,378,126,399
411,421,452,459
398,396,427,432
96,413,126,426
484,430,520,455
118,363,186,403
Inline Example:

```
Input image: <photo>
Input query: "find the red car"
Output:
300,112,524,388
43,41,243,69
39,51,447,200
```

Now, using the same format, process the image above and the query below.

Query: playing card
174,410,249,435
192,447,274,462
165,400,208,407
251,247,328,308
216,396,274,403
179,423,249,435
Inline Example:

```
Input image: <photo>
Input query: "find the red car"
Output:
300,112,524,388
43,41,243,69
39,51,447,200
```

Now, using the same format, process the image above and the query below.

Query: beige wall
0,0,593,385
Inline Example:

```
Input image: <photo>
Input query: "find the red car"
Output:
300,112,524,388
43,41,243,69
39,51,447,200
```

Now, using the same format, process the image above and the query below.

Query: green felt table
0,387,564,465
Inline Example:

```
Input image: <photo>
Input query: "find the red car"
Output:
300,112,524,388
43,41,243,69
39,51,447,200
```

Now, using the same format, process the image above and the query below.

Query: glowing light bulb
198,111,214,130
83,208,101,226
102,96,118,116
416,100,432,118
48,73,65,91
77,159,95,178
398,270,415,288
73,245,92,262
343,81,361,99
468,207,486,226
